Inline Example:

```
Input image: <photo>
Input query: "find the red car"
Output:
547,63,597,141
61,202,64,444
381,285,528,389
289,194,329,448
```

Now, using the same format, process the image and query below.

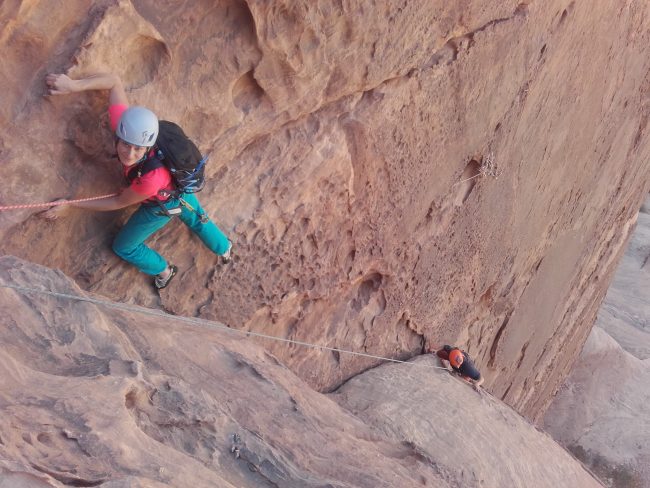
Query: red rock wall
544,198,650,486
0,255,602,487
2,0,650,420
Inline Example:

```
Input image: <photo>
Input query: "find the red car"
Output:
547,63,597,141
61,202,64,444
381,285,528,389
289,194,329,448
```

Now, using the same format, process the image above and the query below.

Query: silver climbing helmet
116,106,159,147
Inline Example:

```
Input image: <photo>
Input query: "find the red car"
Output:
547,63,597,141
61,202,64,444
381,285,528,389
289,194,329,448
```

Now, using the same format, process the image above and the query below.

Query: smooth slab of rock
331,355,603,488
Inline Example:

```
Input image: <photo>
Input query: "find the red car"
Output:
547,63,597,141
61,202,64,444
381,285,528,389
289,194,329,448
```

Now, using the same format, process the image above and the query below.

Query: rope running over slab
0,282,449,370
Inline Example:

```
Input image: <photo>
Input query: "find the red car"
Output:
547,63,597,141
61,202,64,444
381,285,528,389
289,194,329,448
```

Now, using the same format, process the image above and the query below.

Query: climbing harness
0,193,119,212
148,195,208,221
0,282,449,370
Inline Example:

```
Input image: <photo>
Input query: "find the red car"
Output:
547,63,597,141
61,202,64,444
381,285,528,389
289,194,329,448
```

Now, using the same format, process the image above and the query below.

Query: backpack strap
125,157,165,184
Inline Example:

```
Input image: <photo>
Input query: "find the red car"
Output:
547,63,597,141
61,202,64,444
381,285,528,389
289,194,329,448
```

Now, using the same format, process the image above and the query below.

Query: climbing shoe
154,265,177,290
222,241,232,263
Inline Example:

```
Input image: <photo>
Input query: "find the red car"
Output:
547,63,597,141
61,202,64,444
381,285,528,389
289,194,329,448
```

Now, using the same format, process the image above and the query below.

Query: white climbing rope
0,282,450,370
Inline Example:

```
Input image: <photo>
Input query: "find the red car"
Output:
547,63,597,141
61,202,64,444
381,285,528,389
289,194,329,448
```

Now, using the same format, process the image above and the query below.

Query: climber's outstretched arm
41,187,148,220
72,186,147,211
46,73,128,106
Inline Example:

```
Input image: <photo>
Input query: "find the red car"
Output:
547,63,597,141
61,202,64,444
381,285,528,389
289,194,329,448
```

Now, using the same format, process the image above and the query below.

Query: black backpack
127,120,206,195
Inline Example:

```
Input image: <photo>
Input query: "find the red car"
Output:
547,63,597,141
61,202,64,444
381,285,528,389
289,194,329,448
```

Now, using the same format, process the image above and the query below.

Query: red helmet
449,349,464,368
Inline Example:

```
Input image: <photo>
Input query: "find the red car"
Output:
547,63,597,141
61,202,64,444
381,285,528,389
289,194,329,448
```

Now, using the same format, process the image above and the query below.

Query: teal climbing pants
112,192,229,275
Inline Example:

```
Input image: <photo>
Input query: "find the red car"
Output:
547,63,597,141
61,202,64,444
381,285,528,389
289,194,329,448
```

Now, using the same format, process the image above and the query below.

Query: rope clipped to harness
0,193,119,212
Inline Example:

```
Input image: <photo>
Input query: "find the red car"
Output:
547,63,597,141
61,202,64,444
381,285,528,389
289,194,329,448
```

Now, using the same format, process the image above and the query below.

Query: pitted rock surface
1,0,650,424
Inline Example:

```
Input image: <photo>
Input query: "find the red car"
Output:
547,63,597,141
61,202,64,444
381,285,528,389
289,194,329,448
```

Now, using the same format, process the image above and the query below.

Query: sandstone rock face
0,256,602,487
1,0,650,421
593,198,650,360
0,256,452,487
544,197,650,488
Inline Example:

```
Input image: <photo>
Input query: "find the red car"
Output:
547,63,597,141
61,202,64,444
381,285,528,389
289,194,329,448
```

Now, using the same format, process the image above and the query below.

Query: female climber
43,72,231,289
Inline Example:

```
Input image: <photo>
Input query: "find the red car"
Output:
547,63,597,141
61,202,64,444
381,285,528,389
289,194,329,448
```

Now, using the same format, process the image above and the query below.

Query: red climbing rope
0,193,119,211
